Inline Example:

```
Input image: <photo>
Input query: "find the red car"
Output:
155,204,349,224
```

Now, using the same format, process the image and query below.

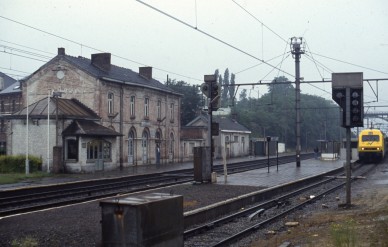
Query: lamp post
47,91,50,173
25,83,29,175
266,136,271,173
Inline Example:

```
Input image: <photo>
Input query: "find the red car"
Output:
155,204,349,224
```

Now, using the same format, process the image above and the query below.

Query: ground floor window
66,139,78,160
0,142,6,155
87,140,111,160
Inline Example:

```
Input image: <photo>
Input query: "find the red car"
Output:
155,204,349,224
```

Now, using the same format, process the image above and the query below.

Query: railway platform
0,153,345,191
214,157,344,187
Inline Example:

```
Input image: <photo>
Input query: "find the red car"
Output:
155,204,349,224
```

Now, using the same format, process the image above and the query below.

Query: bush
0,155,42,173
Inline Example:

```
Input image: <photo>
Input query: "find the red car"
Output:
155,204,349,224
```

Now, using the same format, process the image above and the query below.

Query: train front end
358,129,385,163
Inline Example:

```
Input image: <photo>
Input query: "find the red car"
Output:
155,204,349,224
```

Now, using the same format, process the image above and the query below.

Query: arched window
128,130,135,164
169,132,174,153
142,130,149,164
169,132,174,162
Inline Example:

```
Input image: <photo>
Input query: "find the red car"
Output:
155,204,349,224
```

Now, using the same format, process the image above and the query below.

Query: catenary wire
231,0,288,44
0,15,203,82
310,51,388,75
135,0,295,79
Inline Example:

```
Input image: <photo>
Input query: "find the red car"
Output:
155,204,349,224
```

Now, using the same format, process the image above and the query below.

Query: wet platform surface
214,158,344,187
0,154,345,191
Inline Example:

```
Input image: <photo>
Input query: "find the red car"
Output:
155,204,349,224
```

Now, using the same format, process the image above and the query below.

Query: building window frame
87,139,112,161
157,99,162,120
65,138,78,160
144,97,149,119
107,93,114,115
130,95,135,119
170,102,174,122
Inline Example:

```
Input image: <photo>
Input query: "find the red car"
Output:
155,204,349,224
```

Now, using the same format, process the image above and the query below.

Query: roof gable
0,71,17,91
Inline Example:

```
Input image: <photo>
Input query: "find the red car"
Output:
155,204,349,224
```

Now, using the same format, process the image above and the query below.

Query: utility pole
290,37,305,167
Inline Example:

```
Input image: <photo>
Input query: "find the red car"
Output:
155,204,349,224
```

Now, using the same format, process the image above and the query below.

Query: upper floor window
0,101,4,113
12,100,15,112
108,93,114,115
170,103,174,122
144,97,149,118
130,96,135,118
157,100,162,120
0,120,4,133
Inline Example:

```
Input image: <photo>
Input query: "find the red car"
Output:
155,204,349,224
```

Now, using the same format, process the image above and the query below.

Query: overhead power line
0,15,202,82
231,0,288,44
135,0,295,79
310,51,388,75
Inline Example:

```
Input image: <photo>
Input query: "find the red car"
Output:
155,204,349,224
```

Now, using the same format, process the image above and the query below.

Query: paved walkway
214,158,344,187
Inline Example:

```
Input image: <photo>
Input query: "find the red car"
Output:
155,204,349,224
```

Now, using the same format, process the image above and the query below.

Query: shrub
330,219,357,247
0,155,42,173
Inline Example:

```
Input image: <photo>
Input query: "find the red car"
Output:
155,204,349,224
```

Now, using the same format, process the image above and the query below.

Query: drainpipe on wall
119,85,123,170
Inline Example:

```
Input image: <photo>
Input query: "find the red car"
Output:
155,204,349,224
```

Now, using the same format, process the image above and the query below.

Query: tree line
165,70,344,151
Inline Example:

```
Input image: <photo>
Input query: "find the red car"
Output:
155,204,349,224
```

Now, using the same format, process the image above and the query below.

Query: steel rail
210,163,375,246
0,153,313,217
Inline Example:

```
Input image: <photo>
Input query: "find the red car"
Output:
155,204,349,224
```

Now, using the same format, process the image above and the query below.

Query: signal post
332,72,364,207
201,75,220,175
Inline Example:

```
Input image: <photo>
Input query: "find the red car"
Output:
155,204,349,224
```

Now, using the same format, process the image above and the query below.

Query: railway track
183,162,374,246
0,153,313,217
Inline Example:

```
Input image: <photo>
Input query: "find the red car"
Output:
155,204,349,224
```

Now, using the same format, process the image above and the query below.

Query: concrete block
100,193,183,247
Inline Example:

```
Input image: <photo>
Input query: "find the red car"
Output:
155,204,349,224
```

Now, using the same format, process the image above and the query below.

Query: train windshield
362,135,379,142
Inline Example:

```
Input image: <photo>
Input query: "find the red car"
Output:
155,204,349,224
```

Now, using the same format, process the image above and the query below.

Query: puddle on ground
374,180,388,185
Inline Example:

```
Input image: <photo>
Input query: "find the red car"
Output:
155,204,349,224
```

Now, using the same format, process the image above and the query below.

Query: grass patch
330,218,358,247
11,236,39,247
0,172,51,184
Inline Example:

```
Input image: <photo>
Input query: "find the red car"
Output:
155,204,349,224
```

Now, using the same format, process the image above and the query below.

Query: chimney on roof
139,67,152,80
58,47,65,55
91,53,111,72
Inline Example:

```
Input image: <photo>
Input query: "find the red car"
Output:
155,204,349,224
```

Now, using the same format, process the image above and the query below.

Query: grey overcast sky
1,0,387,106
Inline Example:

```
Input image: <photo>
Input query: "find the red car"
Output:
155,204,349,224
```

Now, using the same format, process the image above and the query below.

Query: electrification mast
290,37,305,167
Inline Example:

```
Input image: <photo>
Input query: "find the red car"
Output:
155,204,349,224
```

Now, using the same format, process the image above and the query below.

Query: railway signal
349,88,363,127
332,72,363,208
332,73,364,128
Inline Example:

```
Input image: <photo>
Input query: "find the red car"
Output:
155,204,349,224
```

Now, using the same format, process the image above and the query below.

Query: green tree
165,79,202,125
229,73,236,106
234,76,343,150
222,68,229,107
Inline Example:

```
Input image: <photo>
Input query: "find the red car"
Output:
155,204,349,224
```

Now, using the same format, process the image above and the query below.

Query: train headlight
377,148,380,151
361,147,365,150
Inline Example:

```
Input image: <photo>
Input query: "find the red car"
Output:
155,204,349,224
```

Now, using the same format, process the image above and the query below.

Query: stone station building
5,48,182,173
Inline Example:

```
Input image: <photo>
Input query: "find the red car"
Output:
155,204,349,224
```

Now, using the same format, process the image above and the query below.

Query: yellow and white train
358,129,387,163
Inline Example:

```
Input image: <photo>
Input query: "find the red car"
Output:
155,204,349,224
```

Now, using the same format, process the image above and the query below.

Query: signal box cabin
5,48,182,173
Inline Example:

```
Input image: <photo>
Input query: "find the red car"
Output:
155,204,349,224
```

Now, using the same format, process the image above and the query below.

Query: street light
266,136,271,173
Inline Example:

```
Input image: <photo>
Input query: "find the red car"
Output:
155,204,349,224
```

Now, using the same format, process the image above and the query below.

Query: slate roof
0,81,21,94
0,71,17,91
24,51,181,96
7,97,100,120
62,120,122,137
214,116,251,133
186,114,251,133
